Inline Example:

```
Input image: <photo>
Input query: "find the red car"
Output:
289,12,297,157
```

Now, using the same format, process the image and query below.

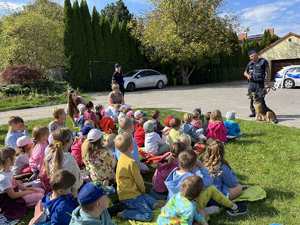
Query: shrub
0,65,42,85
0,81,69,96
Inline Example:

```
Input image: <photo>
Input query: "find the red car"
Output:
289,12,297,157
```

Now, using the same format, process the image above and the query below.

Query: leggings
22,187,44,207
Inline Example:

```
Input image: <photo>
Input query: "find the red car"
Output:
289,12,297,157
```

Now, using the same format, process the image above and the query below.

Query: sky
0,0,300,36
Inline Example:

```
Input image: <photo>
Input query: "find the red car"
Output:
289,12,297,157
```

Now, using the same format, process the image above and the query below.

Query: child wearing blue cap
70,182,115,225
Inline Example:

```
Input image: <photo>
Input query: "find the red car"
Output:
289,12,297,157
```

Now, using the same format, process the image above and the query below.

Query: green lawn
0,109,299,225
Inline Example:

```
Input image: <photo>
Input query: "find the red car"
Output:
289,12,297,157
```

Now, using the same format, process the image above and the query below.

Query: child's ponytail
45,128,72,176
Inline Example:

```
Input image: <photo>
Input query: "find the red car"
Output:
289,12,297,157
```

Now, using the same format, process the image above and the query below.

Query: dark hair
86,101,94,109
181,176,203,200
8,116,24,125
205,112,211,121
0,147,16,169
171,142,187,157
193,108,202,118
169,118,181,128
50,170,76,191
67,90,79,119
152,110,160,120
178,150,197,170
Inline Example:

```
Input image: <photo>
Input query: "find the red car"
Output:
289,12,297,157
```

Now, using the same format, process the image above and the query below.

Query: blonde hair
104,133,116,149
119,117,134,131
210,110,223,122
45,128,73,176
203,140,230,177
112,84,120,91
53,108,66,119
179,134,192,149
32,126,49,144
183,113,193,123
82,138,104,163
114,132,132,153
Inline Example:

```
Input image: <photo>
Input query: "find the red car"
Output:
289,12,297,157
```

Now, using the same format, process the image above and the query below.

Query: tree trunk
180,65,196,85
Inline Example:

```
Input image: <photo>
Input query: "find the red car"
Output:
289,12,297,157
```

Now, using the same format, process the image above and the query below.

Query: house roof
259,32,300,55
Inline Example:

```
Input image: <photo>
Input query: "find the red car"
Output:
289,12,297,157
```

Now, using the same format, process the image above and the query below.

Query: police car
275,65,300,88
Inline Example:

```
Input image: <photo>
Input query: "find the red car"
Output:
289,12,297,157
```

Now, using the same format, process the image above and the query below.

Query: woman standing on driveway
112,63,125,96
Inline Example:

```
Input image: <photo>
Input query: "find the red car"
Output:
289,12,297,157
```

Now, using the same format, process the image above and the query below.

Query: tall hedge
63,0,145,91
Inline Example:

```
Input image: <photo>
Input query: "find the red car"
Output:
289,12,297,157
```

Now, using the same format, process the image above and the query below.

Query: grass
0,108,299,225
0,93,92,112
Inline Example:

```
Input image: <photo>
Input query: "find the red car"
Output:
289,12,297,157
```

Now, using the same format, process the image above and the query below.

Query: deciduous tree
139,0,236,85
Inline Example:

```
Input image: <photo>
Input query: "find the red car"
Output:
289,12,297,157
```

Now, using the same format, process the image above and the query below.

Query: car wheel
127,82,136,91
284,79,295,89
156,80,165,89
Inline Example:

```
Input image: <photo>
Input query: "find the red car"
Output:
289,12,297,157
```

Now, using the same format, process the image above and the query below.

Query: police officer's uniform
245,58,269,115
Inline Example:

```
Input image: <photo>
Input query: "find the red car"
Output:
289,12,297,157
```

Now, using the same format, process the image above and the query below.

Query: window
149,70,161,75
124,70,138,77
286,68,296,74
140,70,154,77
295,68,300,73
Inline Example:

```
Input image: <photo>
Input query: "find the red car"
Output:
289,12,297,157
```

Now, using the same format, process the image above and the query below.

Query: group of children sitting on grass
0,95,244,225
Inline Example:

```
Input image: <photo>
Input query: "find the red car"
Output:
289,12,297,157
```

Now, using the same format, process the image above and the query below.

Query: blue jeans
120,194,157,221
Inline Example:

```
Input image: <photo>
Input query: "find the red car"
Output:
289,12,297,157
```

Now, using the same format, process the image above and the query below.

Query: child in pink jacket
29,127,49,177
206,110,228,143
71,125,93,168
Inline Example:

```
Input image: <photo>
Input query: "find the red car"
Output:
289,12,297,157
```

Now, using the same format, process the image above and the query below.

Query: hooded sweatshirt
206,121,227,143
165,167,213,200
42,193,78,225
69,207,115,225
224,120,241,137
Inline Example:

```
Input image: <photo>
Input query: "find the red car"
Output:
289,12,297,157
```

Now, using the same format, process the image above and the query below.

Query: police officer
244,50,270,117
112,63,125,96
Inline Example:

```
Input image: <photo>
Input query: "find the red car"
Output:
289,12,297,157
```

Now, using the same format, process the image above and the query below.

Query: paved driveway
1,81,299,128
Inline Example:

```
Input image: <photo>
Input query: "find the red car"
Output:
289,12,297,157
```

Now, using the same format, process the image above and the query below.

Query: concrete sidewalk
1,81,299,128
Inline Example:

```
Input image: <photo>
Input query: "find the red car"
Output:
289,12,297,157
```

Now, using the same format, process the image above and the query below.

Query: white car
275,65,300,88
123,69,168,91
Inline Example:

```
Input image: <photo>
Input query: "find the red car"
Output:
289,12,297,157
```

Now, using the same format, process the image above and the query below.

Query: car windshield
124,70,139,77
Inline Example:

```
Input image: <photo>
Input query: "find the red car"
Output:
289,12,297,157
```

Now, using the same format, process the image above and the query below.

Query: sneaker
249,113,256,118
226,202,248,217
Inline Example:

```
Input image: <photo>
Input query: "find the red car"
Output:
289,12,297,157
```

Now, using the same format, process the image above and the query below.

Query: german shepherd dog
252,93,278,123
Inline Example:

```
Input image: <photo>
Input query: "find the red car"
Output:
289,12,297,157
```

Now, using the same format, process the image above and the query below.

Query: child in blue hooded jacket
224,112,241,139
30,170,78,225
164,150,240,217
165,150,213,200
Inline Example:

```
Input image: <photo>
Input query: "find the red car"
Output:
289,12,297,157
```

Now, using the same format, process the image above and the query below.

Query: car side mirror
136,75,140,79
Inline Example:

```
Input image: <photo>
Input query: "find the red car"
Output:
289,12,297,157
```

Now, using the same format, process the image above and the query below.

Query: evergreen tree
71,0,88,88
101,16,113,62
91,7,103,59
110,16,121,63
119,21,130,70
63,0,73,72
80,0,96,60
101,0,133,23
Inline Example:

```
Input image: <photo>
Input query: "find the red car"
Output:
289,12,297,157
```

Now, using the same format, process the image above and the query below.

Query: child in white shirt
143,121,169,156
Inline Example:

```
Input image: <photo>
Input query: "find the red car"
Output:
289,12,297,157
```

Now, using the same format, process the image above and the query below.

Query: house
238,28,275,42
258,32,300,79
